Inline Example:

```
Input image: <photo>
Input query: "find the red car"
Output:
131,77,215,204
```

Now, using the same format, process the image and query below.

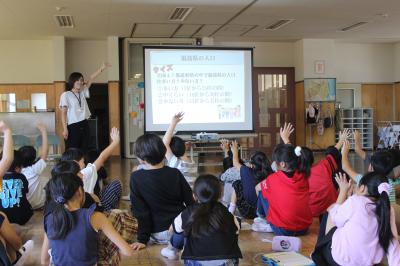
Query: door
240,67,295,156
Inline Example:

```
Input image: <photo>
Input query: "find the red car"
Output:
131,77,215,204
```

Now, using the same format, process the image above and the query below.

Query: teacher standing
60,62,111,151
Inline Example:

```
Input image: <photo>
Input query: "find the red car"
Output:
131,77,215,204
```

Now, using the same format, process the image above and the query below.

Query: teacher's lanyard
72,91,82,108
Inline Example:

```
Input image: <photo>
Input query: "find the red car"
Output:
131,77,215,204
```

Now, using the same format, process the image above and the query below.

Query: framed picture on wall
304,78,336,102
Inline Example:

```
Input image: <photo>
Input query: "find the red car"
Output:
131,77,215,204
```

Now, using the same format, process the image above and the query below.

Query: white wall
394,42,400,82
294,40,304,82
215,41,294,67
302,39,336,79
335,42,394,83
66,40,108,83
0,40,54,83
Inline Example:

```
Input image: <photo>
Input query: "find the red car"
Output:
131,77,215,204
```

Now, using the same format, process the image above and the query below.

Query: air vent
265,19,295,30
339,22,368,32
168,7,193,22
54,15,74,28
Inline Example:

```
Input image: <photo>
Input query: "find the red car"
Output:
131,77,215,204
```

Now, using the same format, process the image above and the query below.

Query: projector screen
144,46,253,132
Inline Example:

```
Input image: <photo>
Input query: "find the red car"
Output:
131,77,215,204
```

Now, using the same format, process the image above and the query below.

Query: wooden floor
21,153,368,265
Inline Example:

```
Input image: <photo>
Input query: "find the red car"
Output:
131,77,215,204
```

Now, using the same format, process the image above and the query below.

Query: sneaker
252,217,273,233
161,246,179,260
14,240,34,266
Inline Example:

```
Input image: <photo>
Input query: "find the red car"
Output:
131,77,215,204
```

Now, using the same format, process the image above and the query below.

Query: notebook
262,251,315,266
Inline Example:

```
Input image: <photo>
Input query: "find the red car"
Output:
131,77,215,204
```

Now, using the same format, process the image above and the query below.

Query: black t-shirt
0,172,33,225
130,166,194,244
179,202,242,260
43,192,102,218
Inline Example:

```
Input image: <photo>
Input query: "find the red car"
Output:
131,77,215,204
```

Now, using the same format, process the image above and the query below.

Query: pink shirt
329,195,400,266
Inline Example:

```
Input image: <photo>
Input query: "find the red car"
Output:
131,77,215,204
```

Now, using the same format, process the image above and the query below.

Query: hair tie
378,182,390,195
294,146,302,157
55,196,66,204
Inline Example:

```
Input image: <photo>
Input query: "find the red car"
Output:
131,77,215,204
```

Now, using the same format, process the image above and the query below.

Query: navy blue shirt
240,166,258,207
45,204,98,266
0,172,33,225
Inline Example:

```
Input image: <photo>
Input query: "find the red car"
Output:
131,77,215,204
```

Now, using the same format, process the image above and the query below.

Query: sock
228,203,236,214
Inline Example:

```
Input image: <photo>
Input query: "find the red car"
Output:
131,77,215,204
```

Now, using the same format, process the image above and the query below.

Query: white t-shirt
168,155,197,185
80,163,98,194
21,159,48,209
59,87,91,125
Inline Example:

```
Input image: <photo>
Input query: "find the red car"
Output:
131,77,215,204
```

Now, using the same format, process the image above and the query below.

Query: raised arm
341,139,360,181
86,62,111,90
91,211,136,255
163,112,184,161
280,122,294,144
37,124,48,161
220,139,230,157
93,127,120,171
0,121,13,180
41,232,50,265
335,128,350,150
353,130,366,160
334,173,353,205
230,140,242,171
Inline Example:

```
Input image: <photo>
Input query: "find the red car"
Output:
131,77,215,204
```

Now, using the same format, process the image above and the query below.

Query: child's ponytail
295,146,313,178
360,172,393,253
47,173,83,240
184,175,228,238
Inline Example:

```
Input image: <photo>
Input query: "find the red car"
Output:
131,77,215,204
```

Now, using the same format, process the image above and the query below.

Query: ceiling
1,0,400,42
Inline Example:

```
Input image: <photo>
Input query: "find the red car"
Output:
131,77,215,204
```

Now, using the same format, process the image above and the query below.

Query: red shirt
261,171,312,231
308,155,338,217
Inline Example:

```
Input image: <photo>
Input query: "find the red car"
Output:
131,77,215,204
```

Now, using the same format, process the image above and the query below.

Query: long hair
47,173,83,240
359,172,393,253
249,151,273,183
66,72,83,91
183,175,228,238
272,144,312,177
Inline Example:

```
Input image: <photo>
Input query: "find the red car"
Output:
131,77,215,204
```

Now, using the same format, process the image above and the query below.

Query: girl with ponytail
44,173,136,266
312,172,400,266
254,143,313,235
161,175,242,265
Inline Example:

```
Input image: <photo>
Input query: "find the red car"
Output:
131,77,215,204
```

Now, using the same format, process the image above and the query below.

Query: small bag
323,108,334,129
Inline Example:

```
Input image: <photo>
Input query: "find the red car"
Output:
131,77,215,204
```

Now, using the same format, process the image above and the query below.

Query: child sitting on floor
19,123,49,209
161,174,242,265
255,144,313,236
228,140,272,219
130,133,194,250
0,150,33,225
163,113,197,185
44,172,136,265
312,172,400,265
61,127,122,211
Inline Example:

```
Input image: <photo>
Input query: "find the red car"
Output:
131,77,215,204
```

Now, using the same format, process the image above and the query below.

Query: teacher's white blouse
59,87,91,125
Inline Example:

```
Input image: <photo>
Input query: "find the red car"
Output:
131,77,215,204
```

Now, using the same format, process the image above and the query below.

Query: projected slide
144,47,253,132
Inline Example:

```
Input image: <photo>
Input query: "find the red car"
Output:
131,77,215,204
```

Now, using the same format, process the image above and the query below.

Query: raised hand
110,127,120,143
172,112,184,124
280,122,294,144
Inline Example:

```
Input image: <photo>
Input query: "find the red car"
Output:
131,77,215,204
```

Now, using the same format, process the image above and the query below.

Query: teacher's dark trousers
65,119,90,152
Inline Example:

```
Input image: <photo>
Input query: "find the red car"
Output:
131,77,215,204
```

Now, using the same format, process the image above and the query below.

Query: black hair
0,150,22,172
61,148,84,162
47,161,81,203
170,136,186,158
134,133,166,165
371,151,394,176
359,172,393,253
183,174,229,238
249,151,273,183
47,173,83,240
66,72,84,91
222,150,244,172
18,146,37,168
388,149,400,168
325,146,342,171
272,144,312,177
51,160,81,178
